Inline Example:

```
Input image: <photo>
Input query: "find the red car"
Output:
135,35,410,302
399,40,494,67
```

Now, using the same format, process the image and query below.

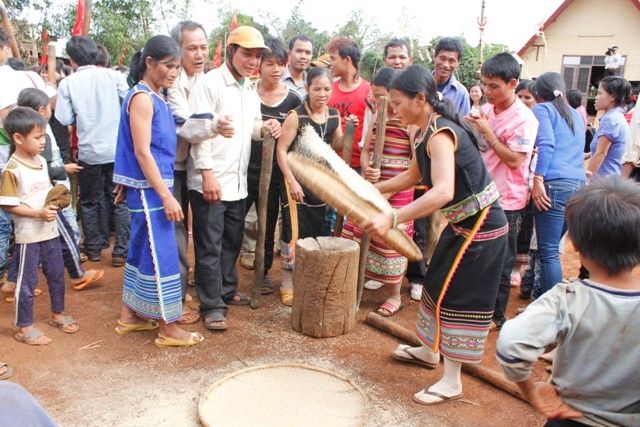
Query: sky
196,0,566,51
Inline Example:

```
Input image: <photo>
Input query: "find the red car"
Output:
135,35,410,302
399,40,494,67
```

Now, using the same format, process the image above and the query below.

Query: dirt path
1,238,589,426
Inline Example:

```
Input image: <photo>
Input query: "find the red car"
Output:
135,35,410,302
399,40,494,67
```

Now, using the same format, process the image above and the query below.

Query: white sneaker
364,280,384,290
410,283,423,301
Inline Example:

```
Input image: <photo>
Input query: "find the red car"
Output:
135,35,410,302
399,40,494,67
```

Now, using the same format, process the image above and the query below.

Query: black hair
6,57,26,71
170,20,207,46
66,36,98,66
599,75,632,106
41,59,65,74
326,36,361,74
371,67,397,89
566,89,583,109
288,35,312,51
515,79,532,94
390,64,482,149
383,38,412,58
534,72,576,133
0,29,10,49
17,87,50,111
566,175,640,275
263,37,288,65
128,35,181,86
304,66,333,106
96,44,112,68
481,52,520,84
468,82,486,107
3,107,48,145
434,37,463,61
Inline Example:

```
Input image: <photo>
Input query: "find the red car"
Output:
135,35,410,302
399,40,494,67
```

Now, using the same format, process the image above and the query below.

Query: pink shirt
480,98,538,211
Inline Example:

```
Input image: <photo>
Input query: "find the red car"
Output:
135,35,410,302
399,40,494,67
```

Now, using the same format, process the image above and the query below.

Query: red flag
230,12,238,31
71,0,85,36
39,28,49,66
213,41,222,67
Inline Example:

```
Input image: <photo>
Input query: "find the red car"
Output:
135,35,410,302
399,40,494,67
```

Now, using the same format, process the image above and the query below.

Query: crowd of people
0,22,639,426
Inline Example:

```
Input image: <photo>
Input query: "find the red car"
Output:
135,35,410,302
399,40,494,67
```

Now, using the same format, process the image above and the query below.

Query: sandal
261,277,274,296
48,315,80,334
115,319,159,335
376,297,404,317
154,332,204,348
177,307,200,325
0,362,13,380
203,312,228,331
226,292,250,306
280,288,293,307
392,344,438,369
15,328,52,345
70,269,104,291
4,286,42,303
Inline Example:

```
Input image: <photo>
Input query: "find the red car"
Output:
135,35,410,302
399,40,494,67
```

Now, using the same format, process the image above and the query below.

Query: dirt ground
0,234,588,427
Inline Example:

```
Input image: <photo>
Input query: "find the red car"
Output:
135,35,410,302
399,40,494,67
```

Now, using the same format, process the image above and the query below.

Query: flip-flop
280,288,293,307
203,313,228,331
392,344,438,369
177,307,201,325
261,277,274,296
153,332,204,348
412,389,463,406
48,315,80,334
364,280,384,290
71,269,105,291
226,292,250,306
14,328,52,346
115,319,159,335
376,298,404,317
0,362,13,380
4,288,42,303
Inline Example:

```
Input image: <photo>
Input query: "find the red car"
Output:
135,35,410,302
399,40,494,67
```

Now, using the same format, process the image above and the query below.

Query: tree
334,9,383,52
207,9,271,61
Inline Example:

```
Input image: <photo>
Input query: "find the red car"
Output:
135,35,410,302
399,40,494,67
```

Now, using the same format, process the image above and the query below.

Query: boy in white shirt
0,107,78,345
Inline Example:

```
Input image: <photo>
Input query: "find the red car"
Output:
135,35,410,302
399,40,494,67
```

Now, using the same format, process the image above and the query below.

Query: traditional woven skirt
416,203,507,363
340,188,415,285
122,188,182,322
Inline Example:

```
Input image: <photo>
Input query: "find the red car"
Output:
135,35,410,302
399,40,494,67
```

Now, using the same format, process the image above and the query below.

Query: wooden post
356,97,388,308
47,43,57,84
291,236,359,337
250,133,275,309
0,2,20,60
82,0,92,36
332,119,355,237
365,312,525,401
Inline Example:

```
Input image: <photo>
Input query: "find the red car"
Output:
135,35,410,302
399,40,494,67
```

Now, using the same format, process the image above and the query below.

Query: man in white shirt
187,26,280,331
604,46,621,76
55,36,130,267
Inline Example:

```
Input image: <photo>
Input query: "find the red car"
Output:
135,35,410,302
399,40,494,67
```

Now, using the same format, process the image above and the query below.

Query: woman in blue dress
587,75,631,178
113,35,204,347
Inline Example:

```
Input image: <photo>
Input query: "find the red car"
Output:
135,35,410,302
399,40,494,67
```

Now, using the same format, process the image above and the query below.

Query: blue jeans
520,249,540,298
533,178,585,296
0,209,12,276
77,162,130,258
